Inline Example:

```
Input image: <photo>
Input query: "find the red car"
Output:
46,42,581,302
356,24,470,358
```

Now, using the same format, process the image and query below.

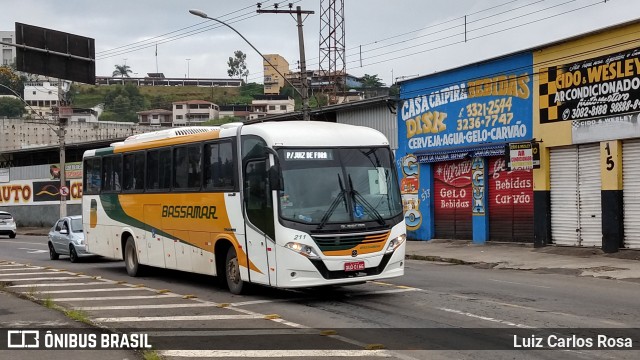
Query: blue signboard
398,52,533,153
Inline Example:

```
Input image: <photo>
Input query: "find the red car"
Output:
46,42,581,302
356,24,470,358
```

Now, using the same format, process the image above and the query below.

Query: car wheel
48,242,59,260
124,236,142,277
69,245,79,263
225,246,245,295
9,232,16,239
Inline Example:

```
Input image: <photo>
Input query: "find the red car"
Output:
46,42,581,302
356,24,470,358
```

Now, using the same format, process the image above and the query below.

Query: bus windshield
277,147,403,226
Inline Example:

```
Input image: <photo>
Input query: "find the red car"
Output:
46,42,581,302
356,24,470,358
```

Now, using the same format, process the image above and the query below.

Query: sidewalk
406,239,640,281
18,227,640,281
0,292,137,359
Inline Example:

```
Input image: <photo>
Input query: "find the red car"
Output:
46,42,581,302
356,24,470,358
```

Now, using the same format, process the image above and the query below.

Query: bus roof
83,121,389,158
242,121,389,147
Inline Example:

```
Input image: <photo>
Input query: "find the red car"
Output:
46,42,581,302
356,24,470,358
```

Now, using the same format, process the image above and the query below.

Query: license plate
344,261,365,272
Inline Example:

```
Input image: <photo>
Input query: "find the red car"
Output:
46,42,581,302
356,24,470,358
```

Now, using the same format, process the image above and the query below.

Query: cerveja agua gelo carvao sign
398,53,533,152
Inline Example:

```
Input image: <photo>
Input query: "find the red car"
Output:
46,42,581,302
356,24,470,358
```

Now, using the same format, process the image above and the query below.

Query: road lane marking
0,271,71,277
149,329,313,336
229,288,419,307
75,303,221,311
159,350,392,358
0,267,45,271
489,279,552,289
94,314,264,322
22,287,142,295
438,307,534,328
0,241,46,246
49,294,181,302
8,282,111,288
17,248,48,254
0,276,86,282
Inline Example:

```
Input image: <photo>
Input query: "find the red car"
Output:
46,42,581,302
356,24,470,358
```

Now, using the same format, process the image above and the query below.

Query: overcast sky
1,0,639,86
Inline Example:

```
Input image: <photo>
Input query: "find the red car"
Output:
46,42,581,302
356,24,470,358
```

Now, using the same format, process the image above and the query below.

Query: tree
0,66,26,97
360,74,384,88
227,50,249,82
112,64,132,78
0,97,26,117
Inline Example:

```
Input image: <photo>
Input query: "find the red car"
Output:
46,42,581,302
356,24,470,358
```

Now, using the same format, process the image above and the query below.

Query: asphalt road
1,234,639,360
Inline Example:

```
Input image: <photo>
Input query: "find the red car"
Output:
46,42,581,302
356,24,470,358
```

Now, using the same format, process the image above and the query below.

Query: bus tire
124,237,142,277
225,246,245,295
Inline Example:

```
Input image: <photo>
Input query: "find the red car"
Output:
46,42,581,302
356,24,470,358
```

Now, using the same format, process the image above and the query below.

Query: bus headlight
284,242,320,259
386,234,406,254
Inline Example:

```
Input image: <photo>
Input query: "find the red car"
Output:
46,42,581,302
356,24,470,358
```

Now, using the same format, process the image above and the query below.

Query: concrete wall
0,119,158,151
0,204,81,227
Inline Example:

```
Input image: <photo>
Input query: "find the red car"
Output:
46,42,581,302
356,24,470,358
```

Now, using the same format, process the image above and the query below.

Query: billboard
398,52,533,153
15,22,95,84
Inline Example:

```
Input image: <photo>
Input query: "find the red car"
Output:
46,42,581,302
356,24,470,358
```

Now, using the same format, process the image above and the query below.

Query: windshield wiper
317,174,347,230
348,174,385,225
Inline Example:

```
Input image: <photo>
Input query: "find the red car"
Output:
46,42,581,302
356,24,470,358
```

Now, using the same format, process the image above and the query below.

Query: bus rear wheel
225,247,245,295
124,237,141,277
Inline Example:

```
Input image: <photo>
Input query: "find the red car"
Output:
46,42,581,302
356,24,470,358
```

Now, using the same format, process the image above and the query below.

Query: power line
245,0,607,83
96,1,301,61
96,4,256,56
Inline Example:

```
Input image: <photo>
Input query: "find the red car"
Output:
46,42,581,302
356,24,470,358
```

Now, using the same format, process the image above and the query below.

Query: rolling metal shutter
577,144,602,247
550,145,602,247
623,140,640,249
488,157,534,242
433,159,472,240
550,147,579,246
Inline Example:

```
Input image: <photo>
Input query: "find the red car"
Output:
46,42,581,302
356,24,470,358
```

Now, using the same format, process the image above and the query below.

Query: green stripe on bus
99,194,186,245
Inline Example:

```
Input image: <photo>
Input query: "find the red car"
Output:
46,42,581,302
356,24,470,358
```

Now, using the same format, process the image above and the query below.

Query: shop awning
415,144,505,163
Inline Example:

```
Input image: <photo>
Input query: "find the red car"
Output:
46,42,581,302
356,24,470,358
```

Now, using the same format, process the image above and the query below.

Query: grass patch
0,281,9,290
64,309,92,325
26,286,39,298
42,296,55,309
142,350,163,360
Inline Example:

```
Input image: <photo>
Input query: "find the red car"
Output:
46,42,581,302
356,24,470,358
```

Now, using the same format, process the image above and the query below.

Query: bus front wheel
124,237,141,277
225,247,245,295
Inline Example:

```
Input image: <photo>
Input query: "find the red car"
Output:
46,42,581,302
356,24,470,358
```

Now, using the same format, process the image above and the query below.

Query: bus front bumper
276,242,405,288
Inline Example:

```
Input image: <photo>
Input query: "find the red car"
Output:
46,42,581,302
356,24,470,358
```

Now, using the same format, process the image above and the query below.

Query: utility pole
57,81,70,218
256,4,314,121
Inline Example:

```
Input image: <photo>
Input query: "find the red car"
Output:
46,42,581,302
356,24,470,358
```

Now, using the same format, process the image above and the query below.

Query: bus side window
134,152,145,190
204,141,234,191
147,150,160,190
123,154,134,191
83,157,101,194
173,146,188,189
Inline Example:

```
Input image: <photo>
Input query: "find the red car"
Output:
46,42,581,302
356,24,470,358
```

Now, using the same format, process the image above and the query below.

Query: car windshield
0,214,12,220
277,147,403,225
70,218,83,232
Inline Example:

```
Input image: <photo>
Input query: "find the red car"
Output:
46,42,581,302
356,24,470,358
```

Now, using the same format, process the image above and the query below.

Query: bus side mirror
268,166,282,191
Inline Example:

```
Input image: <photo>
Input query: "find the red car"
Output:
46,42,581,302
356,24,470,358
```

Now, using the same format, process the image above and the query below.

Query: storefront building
397,52,535,243
534,20,640,252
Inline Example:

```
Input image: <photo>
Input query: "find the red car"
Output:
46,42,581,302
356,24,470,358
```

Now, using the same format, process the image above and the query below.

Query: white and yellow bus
82,121,406,294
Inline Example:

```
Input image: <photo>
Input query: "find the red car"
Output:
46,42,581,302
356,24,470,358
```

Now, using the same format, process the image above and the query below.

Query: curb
406,254,477,265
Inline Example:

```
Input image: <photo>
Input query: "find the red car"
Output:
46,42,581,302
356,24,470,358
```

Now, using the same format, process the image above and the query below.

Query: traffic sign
60,186,69,196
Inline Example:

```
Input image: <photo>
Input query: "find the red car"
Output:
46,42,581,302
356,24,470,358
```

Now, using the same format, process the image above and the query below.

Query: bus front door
243,158,275,286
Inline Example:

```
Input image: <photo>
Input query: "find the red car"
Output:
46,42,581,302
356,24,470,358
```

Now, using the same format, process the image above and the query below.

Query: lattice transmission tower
318,0,345,104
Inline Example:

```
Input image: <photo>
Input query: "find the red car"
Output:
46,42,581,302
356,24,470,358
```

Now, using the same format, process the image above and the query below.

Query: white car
48,215,91,262
0,211,17,238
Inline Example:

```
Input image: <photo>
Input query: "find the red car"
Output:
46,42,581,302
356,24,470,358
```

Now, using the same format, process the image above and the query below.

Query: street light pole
186,58,191,78
189,8,311,121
